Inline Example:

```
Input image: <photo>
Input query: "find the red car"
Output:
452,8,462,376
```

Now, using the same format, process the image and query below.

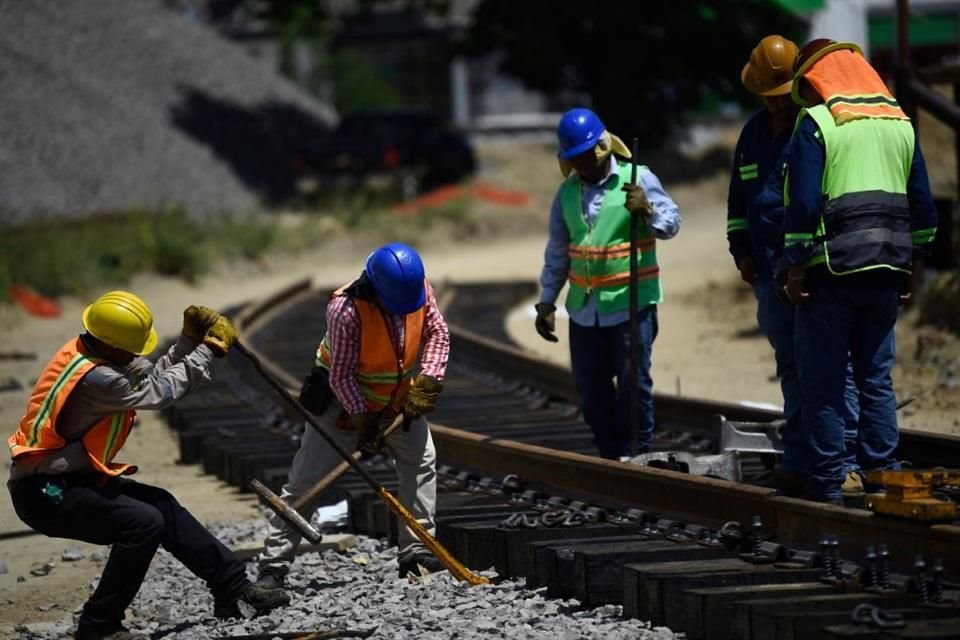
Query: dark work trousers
8,473,249,633
568,306,658,459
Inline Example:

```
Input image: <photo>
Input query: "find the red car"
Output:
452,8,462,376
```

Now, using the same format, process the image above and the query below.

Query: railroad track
167,278,960,639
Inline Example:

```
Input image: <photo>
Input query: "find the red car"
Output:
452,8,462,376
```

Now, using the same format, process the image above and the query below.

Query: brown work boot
771,470,806,498
842,471,865,498
255,564,288,590
214,583,290,620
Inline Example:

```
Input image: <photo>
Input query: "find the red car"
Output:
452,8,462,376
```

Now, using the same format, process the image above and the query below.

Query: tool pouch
298,366,332,416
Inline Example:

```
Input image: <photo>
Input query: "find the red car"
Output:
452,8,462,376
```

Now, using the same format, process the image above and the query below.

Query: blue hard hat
365,242,426,315
557,108,605,159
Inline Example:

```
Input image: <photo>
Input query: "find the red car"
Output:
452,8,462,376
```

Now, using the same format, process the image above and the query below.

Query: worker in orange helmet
732,36,867,499
7,291,288,640
782,39,938,503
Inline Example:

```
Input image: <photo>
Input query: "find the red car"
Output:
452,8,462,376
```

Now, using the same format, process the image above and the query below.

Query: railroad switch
865,469,960,522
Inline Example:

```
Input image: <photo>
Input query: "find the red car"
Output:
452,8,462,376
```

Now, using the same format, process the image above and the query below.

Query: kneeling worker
7,291,289,640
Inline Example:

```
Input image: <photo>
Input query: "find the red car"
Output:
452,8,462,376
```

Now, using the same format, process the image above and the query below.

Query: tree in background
461,0,805,146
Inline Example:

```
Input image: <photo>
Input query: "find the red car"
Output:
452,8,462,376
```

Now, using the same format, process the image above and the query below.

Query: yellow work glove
404,374,443,419
182,305,221,341
534,302,559,343
351,411,384,459
203,315,239,357
621,183,653,220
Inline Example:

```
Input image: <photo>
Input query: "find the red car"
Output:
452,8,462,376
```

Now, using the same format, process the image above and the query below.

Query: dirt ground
1,137,959,636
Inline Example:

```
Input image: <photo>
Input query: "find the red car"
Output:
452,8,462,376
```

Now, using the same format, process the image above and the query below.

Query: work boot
74,626,149,640
214,582,290,620
771,470,806,498
842,471,865,498
255,564,288,590
398,552,446,578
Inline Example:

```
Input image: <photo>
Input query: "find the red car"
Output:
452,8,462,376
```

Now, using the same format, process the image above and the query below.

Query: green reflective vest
561,161,662,314
803,104,916,275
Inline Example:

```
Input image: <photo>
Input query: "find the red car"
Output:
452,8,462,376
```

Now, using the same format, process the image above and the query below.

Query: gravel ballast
13,519,681,639
0,0,335,223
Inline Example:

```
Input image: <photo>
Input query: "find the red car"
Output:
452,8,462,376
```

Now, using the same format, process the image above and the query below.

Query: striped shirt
325,282,449,415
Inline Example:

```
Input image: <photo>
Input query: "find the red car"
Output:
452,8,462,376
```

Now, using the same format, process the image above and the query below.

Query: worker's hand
784,267,810,306
534,302,559,343
404,374,443,419
737,257,756,286
351,411,383,459
182,305,221,341
203,315,239,357
621,184,653,220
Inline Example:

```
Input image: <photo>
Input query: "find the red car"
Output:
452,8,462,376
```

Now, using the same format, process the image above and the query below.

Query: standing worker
535,108,680,460
729,35,862,497
7,292,289,640
256,242,449,589
782,39,938,503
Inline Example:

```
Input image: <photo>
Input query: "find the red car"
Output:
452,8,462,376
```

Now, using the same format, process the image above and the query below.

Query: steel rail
233,278,960,573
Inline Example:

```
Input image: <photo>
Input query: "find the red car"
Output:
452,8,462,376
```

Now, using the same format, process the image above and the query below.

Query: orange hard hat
741,35,800,96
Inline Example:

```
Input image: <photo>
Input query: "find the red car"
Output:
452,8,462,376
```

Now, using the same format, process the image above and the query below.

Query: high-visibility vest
8,338,137,477
801,104,918,275
561,160,662,313
316,284,425,414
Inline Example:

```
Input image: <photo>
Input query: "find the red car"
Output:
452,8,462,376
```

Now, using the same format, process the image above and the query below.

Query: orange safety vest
316,283,426,415
8,337,138,477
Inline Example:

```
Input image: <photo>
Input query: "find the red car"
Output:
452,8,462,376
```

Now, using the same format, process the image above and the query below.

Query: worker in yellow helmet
7,291,288,640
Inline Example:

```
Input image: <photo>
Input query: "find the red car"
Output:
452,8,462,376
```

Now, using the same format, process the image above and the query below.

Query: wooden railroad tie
865,469,960,522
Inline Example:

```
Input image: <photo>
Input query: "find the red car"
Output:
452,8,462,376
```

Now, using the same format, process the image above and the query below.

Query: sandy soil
2,146,958,636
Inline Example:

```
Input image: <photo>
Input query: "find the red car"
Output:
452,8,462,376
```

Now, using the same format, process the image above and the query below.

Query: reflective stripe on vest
8,338,137,477
560,161,662,314
804,104,915,275
316,284,426,414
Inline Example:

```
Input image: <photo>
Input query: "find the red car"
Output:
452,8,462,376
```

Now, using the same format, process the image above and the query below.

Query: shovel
235,341,489,585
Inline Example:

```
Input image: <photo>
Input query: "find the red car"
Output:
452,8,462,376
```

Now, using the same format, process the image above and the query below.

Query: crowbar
234,341,489,585
250,414,407,544
628,136,641,456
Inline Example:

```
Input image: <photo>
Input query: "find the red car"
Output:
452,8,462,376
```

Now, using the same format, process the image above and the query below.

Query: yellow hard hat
82,291,159,355
741,35,800,97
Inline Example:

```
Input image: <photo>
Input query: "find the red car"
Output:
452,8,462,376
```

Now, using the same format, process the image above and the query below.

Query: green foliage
331,48,400,113
0,208,278,300
461,0,806,146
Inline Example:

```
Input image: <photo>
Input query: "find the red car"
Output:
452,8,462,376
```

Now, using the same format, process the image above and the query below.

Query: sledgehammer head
250,479,323,544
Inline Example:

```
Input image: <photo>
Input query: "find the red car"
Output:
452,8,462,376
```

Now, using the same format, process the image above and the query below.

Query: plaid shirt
324,282,449,415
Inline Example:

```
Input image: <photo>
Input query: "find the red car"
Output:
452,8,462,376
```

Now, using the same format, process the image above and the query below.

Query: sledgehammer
250,414,407,545
235,341,489,585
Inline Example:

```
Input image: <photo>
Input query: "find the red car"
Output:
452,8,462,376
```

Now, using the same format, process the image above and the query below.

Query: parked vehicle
294,107,476,201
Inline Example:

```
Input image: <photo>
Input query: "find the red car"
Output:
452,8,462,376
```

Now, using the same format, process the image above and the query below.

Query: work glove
737,257,756,286
203,315,239,357
182,305,221,341
621,184,653,220
534,302,559,343
404,374,443,419
352,411,383,459
784,267,810,306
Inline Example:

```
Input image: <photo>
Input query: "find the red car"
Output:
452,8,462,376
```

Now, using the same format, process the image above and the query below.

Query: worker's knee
122,505,165,543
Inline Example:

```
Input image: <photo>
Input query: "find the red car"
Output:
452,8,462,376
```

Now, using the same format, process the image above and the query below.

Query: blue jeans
756,281,861,475
795,286,901,501
569,307,658,458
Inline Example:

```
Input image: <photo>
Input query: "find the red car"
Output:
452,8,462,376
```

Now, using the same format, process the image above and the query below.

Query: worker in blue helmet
256,242,452,585
535,108,681,460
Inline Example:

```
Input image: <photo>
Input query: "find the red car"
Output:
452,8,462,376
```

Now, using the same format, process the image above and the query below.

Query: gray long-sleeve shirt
9,334,215,480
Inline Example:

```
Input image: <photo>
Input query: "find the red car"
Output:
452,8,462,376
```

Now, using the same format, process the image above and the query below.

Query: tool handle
628,136,641,457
